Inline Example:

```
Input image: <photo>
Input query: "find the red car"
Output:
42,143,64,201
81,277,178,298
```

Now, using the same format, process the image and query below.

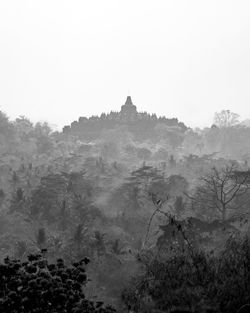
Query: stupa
120,96,138,119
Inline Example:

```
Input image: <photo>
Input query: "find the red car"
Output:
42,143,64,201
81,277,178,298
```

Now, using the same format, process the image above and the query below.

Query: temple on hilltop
62,95,188,140
120,96,138,119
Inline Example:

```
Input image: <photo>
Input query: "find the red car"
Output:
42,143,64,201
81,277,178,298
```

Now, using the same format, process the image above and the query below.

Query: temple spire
120,96,137,119
125,96,133,106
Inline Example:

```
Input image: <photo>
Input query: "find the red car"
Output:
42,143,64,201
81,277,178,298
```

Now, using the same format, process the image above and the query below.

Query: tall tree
189,163,250,221
214,110,239,128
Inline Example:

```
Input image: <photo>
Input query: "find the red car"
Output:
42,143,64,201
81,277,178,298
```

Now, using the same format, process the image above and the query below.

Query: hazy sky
0,0,250,129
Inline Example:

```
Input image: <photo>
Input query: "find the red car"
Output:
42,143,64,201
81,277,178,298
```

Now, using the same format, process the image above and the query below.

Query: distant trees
100,141,119,160
29,171,98,225
14,116,34,138
0,111,14,137
154,124,184,149
30,174,67,222
4,103,250,313
182,129,203,154
0,111,15,153
214,110,239,128
202,123,250,159
36,136,54,155
0,113,56,159
190,164,250,221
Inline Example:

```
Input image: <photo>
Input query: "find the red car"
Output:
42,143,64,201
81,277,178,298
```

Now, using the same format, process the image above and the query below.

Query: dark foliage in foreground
122,235,250,313
0,252,115,313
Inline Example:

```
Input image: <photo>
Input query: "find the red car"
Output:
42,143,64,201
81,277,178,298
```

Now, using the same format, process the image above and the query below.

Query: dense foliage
123,233,250,313
0,252,115,313
1,106,250,312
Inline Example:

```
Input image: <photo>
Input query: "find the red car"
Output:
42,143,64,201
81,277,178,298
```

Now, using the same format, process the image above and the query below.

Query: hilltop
62,96,187,141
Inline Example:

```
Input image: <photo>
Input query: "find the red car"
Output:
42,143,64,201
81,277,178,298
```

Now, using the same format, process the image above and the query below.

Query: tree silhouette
214,110,239,128
189,164,250,221
0,253,115,313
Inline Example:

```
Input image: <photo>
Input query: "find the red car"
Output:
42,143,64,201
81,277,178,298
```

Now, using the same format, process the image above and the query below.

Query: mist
1,2,250,313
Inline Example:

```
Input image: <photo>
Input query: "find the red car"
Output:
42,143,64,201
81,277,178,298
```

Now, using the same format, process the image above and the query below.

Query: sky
0,0,250,130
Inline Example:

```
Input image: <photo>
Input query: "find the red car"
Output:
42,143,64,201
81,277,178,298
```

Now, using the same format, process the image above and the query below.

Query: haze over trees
1,98,250,312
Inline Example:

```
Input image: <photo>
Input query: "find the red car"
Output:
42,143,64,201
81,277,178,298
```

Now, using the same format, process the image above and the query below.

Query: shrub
122,235,250,313
0,252,115,313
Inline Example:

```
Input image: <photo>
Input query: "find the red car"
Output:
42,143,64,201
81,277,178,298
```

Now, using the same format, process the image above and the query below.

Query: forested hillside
1,105,250,313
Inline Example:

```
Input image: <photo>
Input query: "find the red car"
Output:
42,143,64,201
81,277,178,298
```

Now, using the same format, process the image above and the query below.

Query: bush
0,252,116,313
122,235,250,313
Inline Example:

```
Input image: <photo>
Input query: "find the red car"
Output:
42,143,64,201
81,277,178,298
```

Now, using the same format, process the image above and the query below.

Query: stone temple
120,96,138,119
62,96,187,140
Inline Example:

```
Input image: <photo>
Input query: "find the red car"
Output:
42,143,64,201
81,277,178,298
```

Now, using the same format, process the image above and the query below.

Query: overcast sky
0,0,250,129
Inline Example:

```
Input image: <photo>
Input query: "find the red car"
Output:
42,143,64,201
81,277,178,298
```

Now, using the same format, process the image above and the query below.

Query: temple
120,96,138,119
62,96,187,140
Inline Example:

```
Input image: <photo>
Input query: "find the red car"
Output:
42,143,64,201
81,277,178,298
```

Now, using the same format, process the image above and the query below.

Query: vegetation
0,252,115,313
1,105,250,312
123,234,250,313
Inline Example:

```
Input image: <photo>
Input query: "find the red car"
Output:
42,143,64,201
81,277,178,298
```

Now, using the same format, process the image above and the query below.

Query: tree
123,234,250,313
36,136,54,155
190,164,250,221
34,122,52,137
30,173,68,222
182,129,203,154
100,141,119,160
14,116,34,137
154,124,184,149
214,110,239,128
0,111,14,143
0,253,115,313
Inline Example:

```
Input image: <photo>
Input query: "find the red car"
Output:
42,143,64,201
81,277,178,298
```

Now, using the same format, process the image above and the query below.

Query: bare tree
214,110,239,128
189,163,250,221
